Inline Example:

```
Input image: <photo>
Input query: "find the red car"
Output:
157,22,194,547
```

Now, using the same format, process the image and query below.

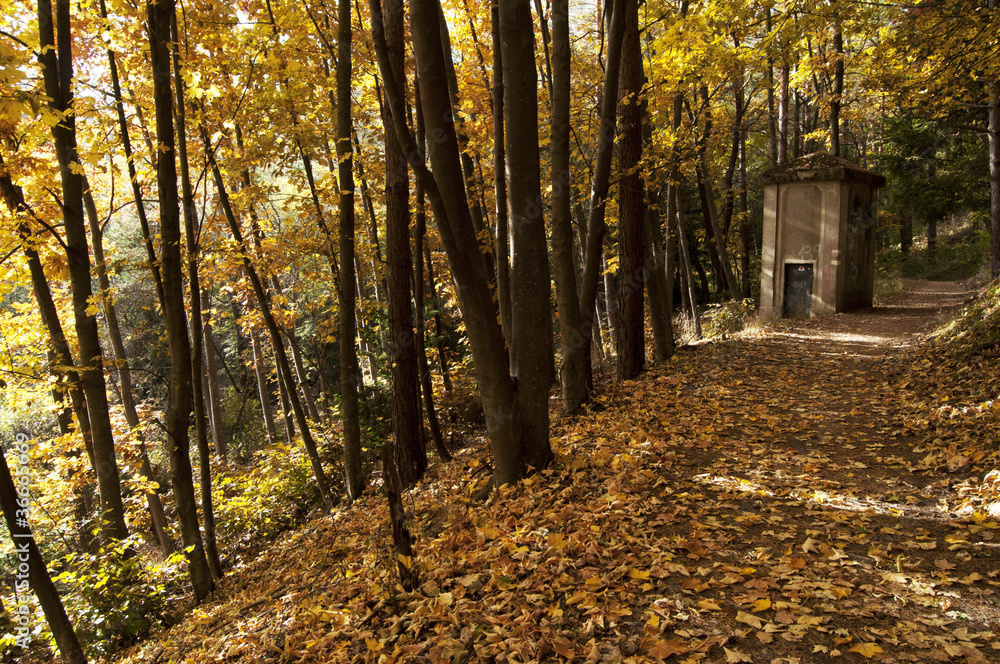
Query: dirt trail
622,278,998,662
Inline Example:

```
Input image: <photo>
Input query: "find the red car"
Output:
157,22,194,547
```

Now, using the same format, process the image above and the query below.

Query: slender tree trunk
83,185,173,554
492,1,512,342
273,342,296,443
146,0,214,600
989,77,999,278
99,0,164,305
38,0,130,546
830,5,844,157
251,330,278,447
202,128,332,503
676,186,701,338
414,84,451,462
337,0,365,501
170,12,222,580
425,246,453,391
574,0,628,393
550,0,586,412
382,0,426,486
616,0,645,381
778,63,790,164
739,135,752,299
644,190,673,361
765,7,778,166
0,448,87,663
202,289,228,460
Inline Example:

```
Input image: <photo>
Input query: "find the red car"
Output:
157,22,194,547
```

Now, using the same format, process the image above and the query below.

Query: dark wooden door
783,263,813,318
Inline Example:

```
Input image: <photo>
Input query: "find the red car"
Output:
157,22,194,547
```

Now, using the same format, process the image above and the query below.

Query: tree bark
414,83,451,463
170,12,222,580
337,0,365,501
989,77,999,278
383,0,427,486
251,329,279,447
202,289,228,459
550,0,586,412
830,5,844,157
501,0,554,468
574,0,628,395
37,0,130,545
616,0,645,381
371,0,541,486
492,1,512,342
146,0,214,601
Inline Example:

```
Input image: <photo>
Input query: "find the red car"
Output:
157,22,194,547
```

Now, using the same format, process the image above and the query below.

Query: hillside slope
113,279,1000,664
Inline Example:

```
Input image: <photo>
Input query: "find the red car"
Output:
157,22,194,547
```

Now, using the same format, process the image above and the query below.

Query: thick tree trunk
0,447,87,663
739,136,752,299
502,0,554,468
372,0,542,486
338,0,364,501
765,7,778,166
147,0,214,600
383,0,427,486
616,0,645,381
38,0,130,545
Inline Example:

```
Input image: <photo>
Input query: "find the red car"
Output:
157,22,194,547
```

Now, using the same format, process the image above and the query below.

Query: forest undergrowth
111,279,1000,664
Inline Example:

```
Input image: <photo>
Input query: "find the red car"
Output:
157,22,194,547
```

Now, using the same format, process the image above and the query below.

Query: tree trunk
83,184,174,554
574,0,628,394
414,83,451,463
616,0,645,381
644,190,673,361
739,135,752,299
778,63,790,164
425,245,453,392
989,77,999,278
549,0,586,412
492,1,512,342
0,447,87,663
146,0,214,601
170,13,222,580
372,0,541,486
765,7,778,166
251,329,279,447
38,0,130,546
202,289,228,460
501,0,554,467
202,127,332,503
383,0,427,486
337,0,365,501
831,5,844,157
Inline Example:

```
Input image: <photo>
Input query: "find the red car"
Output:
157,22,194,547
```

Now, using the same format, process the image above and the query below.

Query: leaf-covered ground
113,279,1000,664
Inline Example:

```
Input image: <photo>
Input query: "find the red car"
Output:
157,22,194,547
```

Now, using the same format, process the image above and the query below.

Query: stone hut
759,153,886,318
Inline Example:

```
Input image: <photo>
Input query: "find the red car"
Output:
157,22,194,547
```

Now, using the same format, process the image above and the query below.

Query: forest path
574,277,998,662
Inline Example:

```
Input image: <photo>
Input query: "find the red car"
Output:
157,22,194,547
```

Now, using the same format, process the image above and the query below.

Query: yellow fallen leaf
849,642,883,657
724,647,752,662
697,599,722,611
736,611,762,629
752,597,771,612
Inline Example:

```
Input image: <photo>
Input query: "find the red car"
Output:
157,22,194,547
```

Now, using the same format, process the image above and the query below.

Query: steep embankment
114,279,1000,664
